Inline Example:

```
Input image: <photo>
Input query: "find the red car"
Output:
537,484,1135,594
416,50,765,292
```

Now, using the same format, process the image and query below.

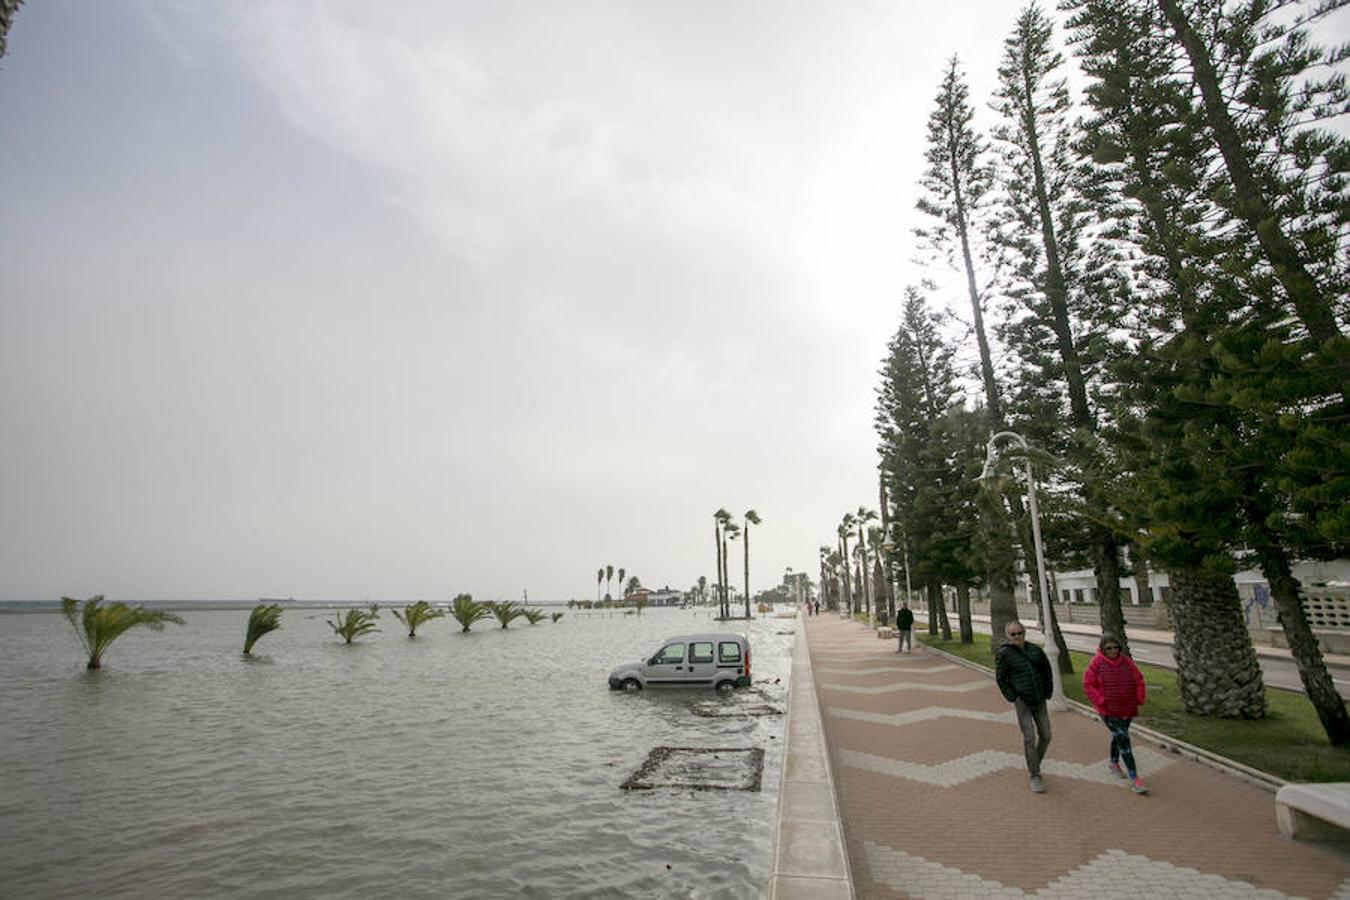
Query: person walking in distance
1082,634,1149,794
895,601,914,653
995,621,1053,793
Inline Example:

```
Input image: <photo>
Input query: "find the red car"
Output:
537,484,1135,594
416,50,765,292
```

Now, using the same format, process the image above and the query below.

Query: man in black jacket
895,602,914,653
994,620,1053,793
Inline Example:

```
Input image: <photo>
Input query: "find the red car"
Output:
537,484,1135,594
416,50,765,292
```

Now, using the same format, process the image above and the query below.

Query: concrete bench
1275,783,1350,842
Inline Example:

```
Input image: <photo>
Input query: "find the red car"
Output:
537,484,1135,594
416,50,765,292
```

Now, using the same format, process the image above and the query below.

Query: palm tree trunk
839,535,852,614
857,524,870,622
722,534,732,618
1167,567,1267,718
714,522,724,618
743,526,751,619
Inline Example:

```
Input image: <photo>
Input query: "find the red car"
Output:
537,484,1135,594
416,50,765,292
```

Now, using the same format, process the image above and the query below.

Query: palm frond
450,593,492,632
243,603,283,654
392,600,445,637
61,595,184,669
328,607,381,644
490,601,526,629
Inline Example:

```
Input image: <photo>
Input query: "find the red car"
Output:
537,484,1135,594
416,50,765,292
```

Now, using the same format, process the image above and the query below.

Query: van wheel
622,678,642,692
715,680,736,694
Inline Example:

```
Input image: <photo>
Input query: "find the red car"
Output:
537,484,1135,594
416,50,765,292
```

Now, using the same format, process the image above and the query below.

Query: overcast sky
1,1,1022,602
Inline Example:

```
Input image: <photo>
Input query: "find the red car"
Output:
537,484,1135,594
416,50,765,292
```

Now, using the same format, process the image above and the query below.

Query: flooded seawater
0,607,794,899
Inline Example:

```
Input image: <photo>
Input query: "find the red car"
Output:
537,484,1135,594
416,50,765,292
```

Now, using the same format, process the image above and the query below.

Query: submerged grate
687,701,782,718
621,747,765,792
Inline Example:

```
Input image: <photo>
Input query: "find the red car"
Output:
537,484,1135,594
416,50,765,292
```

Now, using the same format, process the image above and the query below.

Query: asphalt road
912,613,1350,700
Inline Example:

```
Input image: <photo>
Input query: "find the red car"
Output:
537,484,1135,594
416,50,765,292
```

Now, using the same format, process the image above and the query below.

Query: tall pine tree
989,2,1135,651
915,59,1024,649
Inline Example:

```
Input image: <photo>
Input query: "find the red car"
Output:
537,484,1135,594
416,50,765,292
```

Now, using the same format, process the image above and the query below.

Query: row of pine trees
868,1,1347,744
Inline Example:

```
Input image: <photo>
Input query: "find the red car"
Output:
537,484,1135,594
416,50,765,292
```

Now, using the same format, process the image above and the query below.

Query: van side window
689,642,714,664
718,641,742,663
653,643,685,664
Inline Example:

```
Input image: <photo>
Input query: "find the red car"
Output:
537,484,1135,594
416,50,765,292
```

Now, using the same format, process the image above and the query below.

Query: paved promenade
799,613,1350,899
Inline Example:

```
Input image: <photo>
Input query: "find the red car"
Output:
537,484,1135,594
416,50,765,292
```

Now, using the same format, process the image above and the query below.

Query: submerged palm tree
596,568,604,604
328,607,380,644
61,595,185,670
617,567,626,599
243,603,283,655
551,612,564,623
489,601,526,629
450,593,492,633
522,608,545,624
392,600,445,637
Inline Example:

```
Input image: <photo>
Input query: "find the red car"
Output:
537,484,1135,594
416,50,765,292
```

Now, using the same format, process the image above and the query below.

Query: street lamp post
980,431,1067,712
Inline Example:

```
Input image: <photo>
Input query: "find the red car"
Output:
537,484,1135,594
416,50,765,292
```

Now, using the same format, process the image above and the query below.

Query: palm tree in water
243,603,283,655
61,595,184,670
329,607,380,644
392,600,445,637
450,593,492,633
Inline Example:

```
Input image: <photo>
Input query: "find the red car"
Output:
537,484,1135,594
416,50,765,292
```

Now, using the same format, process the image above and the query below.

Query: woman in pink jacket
1082,634,1148,794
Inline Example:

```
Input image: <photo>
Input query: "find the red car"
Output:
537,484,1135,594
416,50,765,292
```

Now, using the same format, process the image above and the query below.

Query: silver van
608,633,751,692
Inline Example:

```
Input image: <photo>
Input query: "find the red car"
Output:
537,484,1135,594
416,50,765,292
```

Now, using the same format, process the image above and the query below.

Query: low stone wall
965,601,1169,629
964,597,1350,652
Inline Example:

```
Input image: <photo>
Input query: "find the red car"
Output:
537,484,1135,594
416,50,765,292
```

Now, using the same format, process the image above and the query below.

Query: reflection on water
0,607,793,898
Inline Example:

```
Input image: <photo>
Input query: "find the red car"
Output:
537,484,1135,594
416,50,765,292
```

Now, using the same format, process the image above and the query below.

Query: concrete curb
767,619,854,900
917,639,1288,794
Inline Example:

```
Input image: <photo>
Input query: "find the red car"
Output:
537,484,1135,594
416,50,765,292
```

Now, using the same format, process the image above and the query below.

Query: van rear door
717,639,748,684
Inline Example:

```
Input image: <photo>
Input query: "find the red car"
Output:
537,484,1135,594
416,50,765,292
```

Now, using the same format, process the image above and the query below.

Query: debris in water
621,747,765,792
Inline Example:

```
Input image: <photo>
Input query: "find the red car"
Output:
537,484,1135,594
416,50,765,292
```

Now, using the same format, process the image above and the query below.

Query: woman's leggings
1103,716,1136,777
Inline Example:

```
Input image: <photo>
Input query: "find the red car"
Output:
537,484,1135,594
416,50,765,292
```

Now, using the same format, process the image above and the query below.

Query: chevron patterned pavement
805,614,1350,899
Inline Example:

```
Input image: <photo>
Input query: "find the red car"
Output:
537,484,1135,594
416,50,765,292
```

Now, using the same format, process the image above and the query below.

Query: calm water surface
0,607,794,899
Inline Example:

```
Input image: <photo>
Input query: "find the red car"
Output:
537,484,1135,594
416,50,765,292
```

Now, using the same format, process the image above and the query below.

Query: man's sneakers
1108,761,1126,779
1130,777,1149,794
1029,775,1045,793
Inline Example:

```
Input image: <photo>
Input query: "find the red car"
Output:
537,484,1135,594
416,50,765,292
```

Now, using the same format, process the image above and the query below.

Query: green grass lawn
916,631,1350,783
